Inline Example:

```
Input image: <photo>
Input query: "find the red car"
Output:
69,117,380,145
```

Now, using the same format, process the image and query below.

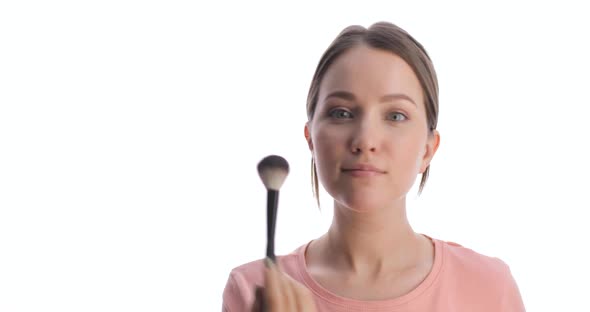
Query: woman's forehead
319,45,423,104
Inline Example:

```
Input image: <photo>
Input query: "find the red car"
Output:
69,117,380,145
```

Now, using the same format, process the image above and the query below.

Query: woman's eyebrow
324,90,416,107
323,90,356,102
380,93,416,107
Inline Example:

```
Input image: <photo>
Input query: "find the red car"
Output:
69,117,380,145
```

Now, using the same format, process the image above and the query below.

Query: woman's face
305,44,440,212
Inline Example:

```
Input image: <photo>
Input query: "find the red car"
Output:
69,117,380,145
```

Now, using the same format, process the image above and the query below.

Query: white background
1,1,589,311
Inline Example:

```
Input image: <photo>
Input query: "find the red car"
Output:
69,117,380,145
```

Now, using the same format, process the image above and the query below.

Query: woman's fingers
262,258,316,311
292,280,316,310
284,274,308,311
252,286,265,312
263,259,281,310
280,268,298,310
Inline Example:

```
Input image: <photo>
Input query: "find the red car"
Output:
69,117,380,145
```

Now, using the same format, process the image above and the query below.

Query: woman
222,21,526,311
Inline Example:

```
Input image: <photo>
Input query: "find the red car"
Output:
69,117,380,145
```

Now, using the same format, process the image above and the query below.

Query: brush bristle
257,155,290,191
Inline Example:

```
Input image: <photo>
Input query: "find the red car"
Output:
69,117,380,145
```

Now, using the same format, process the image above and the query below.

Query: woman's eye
329,109,353,119
388,112,407,121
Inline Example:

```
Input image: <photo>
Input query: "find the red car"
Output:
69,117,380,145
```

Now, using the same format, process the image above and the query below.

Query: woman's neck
313,199,427,278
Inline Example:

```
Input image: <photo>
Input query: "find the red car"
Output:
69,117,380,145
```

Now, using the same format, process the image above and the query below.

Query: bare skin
257,259,318,311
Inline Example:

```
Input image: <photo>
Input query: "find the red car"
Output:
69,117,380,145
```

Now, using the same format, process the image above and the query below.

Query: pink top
222,236,526,311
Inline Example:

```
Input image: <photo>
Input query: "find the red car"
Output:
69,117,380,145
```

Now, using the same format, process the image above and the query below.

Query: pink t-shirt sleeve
222,271,244,312
500,265,526,311
222,270,253,312
221,259,266,312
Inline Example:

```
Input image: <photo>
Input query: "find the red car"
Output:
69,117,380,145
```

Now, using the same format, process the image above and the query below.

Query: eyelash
328,108,408,121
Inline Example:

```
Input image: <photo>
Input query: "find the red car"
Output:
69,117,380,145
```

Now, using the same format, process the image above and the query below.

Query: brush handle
266,189,279,262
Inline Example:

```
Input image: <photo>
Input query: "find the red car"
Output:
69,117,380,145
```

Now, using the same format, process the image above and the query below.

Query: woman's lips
341,164,386,177
342,169,384,177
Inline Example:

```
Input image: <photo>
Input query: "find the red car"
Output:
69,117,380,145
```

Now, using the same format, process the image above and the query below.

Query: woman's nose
350,119,378,154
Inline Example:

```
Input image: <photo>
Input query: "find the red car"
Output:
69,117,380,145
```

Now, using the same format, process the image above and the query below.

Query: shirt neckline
294,234,444,309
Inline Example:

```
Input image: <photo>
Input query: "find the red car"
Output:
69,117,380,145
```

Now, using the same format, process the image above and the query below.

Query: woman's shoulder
432,237,525,309
435,238,515,284
228,243,306,283
439,239,510,270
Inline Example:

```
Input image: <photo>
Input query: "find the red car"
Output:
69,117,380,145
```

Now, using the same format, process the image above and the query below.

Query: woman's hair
306,21,439,206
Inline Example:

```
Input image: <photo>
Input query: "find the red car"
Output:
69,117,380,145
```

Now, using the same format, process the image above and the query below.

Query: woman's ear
304,123,313,151
420,129,440,173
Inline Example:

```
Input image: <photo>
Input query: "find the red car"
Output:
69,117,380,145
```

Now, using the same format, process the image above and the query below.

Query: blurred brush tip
257,155,289,191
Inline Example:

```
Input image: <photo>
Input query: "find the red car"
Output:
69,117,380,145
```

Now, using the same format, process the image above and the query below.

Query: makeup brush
257,155,289,263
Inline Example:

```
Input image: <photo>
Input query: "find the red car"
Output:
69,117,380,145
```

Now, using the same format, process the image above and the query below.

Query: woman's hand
253,258,317,312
